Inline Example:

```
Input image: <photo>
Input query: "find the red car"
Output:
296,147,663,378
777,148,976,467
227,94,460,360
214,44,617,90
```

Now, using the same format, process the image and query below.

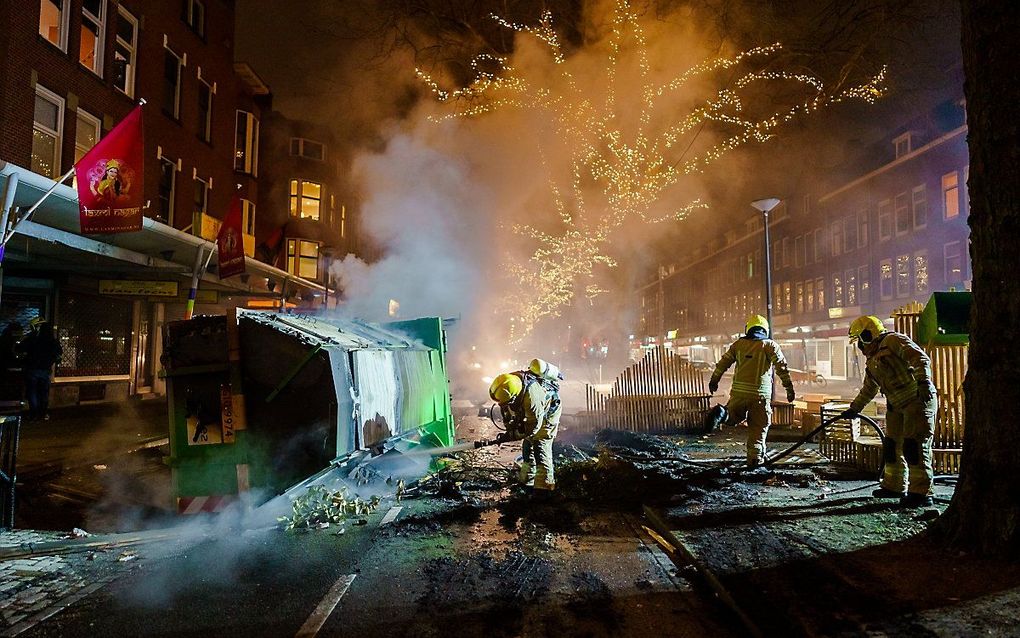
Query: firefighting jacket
849,331,933,412
500,375,561,440
711,336,794,398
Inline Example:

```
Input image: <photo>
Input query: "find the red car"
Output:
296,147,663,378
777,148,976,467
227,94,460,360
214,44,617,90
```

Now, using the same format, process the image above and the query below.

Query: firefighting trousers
725,394,772,466
881,396,937,495
520,420,559,490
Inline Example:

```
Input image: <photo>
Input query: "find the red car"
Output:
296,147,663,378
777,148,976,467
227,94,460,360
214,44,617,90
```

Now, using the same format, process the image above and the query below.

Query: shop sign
99,280,179,297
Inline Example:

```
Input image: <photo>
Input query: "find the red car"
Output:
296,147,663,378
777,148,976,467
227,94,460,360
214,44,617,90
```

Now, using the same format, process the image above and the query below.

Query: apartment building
635,93,970,381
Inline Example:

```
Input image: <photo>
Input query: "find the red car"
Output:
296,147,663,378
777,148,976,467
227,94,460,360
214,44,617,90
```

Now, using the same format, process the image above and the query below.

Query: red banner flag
75,105,145,234
216,194,246,279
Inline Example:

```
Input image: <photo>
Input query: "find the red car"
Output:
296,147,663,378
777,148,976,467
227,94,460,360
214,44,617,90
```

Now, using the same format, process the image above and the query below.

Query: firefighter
488,360,562,492
841,316,937,508
708,314,795,468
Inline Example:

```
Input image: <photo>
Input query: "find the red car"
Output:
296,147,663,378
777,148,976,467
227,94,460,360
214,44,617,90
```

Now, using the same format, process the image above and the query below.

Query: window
859,265,871,304
845,269,857,306
893,133,912,159
79,0,106,74
783,281,791,312
772,241,780,270
857,208,869,248
183,0,206,38
794,236,804,268
944,242,964,283
878,199,892,241
844,216,856,252
290,138,326,161
287,239,320,280
943,171,960,219
74,109,101,163
289,179,322,220
814,228,823,263
197,79,213,143
831,221,842,257
39,0,70,51
32,86,64,179
112,7,138,96
240,199,255,236
914,251,929,294
894,192,910,235
782,238,791,268
234,111,259,175
796,282,804,314
806,280,815,312
833,274,843,307
816,277,826,309
193,176,208,214
157,155,178,225
880,260,893,300
896,254,910,298
163,45,183,119
773,284,782,313
912,185,927,229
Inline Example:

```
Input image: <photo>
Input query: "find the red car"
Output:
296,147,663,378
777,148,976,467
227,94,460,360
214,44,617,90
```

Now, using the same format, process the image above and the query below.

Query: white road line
379,506,402,526
295,574,357,638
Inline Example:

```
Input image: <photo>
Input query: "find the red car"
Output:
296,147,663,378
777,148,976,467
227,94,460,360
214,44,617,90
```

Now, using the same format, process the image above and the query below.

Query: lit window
944,242,963,283
197,79,213,142
783,281,791,312
805,280,815,312
880,260,893,300
878,199,892,241
894,192,910,235
912,185,927,229
163,45,183,119
234,111,259,175
287,239,320,280
339,202,346,238
183,0,205,38
74,109,100,164
39,0,69,51
289,179,322,220
845,269,857,306
833,274,843,307
943,172,960,219
815,277,825,309
32,86,64,179
289,138,326,161
79,0,106,74
112,7,138,97
796,282,804,314
157,155,177,225
914,251,928,294
858,265,871,304
896,254,910,297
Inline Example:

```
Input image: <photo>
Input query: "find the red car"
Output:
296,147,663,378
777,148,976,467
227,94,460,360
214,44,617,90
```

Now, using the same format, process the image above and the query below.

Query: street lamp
751,198,782,339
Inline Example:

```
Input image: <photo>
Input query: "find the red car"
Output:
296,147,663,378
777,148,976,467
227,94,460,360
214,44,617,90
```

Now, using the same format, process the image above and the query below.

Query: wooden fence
579,346,711,433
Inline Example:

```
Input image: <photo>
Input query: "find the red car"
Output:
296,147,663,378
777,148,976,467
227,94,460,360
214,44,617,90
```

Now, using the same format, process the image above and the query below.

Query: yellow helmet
489,373,523,404
849,315,885,344
745,314,769,334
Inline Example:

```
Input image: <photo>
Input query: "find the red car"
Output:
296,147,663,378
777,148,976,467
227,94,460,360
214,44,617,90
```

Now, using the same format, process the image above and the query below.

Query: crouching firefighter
488,359,563,491
708,314,795,468
842,316,937,508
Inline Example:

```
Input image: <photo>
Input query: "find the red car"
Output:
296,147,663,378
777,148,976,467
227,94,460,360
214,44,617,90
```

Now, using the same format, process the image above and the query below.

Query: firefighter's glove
786,388,796,403
917,383,934,404
837,409,858,421
708,379,719,394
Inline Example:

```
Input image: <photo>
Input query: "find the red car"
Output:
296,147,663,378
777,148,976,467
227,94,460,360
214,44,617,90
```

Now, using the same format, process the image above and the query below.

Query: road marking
295,574,356,638
379,506,402,526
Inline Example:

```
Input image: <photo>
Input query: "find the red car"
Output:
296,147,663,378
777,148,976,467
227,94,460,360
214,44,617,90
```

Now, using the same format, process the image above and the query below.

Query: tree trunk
934,0,1020,556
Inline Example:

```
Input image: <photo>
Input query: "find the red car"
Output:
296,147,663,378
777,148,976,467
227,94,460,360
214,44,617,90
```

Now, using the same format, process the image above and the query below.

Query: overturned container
162,310,453,514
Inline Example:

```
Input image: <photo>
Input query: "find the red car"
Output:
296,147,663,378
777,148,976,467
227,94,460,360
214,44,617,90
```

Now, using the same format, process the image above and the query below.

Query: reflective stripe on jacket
501,381,560,439
711,337,793,398
850,331,933,412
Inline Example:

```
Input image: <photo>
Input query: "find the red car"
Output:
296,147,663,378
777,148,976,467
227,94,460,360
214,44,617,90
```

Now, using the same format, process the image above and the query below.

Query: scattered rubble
277,485,381,531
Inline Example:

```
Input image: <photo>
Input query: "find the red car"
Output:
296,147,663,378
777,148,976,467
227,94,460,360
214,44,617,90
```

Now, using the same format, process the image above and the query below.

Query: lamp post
751,198,782,338
752,198,782,404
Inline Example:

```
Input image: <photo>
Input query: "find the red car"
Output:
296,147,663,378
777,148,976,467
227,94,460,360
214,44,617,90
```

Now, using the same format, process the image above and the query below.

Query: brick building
634,89,971,382
0,0,327,405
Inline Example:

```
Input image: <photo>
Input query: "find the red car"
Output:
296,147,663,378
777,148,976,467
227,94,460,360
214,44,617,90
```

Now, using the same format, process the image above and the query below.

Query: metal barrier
0,412,21,529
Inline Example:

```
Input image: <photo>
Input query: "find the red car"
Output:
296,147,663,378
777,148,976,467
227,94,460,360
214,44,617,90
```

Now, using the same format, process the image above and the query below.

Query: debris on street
277,485,382,531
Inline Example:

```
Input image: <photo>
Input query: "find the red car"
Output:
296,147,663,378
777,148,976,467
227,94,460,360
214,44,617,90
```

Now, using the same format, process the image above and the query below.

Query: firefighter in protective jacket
488,359,563,491
843,316,937,508
708,314,795,467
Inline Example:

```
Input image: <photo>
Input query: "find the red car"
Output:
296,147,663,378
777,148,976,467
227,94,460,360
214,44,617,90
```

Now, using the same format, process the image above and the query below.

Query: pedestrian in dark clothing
19,321,62,420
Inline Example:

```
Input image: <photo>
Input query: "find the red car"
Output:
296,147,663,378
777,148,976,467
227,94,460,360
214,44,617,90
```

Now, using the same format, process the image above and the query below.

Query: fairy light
419,0,886,340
